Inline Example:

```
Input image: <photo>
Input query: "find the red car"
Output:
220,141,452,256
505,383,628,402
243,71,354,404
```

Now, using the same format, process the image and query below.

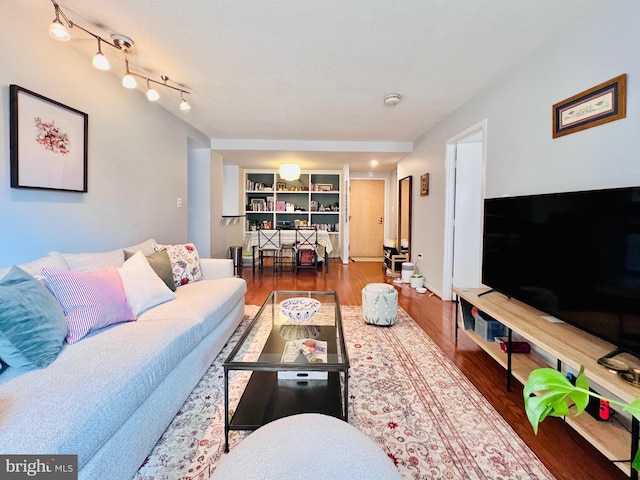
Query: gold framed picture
420,173,429,197
552,74,626,138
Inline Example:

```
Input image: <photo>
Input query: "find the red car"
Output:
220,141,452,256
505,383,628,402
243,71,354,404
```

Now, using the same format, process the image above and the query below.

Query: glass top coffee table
223,290,350,451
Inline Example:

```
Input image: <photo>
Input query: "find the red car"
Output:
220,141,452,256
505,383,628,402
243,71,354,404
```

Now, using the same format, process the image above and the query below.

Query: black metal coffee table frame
223,290,349,452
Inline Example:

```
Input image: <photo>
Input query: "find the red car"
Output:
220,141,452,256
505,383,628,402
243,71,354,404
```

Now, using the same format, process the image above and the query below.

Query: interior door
349,179,385,257
452,141,483,288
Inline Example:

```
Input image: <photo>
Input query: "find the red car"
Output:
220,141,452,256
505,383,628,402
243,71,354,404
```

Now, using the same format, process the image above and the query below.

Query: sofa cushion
122,238,156,256
61,249,125,272
140,277,247,339
124,249,175,292
118,251,175,316
0,267,67,370
153,243,204,287
0,252,69,280
60,240,157,272
42,267,136,344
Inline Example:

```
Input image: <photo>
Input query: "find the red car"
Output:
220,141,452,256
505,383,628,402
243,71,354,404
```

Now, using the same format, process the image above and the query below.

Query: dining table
246,229,333,273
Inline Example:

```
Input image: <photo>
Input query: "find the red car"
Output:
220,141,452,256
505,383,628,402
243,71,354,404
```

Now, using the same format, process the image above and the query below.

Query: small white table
247,230,332,272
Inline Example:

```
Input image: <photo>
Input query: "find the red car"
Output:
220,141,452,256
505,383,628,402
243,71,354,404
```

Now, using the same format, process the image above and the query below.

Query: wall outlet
176,197,183,208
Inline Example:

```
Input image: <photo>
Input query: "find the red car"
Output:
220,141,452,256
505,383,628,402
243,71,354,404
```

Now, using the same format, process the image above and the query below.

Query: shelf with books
244,170,342,255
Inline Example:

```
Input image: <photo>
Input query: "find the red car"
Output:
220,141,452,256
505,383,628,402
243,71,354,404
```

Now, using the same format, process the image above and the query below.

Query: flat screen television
482,186,640,357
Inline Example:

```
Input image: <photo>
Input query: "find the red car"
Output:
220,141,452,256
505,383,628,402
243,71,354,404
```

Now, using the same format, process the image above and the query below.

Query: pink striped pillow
42,266,136,344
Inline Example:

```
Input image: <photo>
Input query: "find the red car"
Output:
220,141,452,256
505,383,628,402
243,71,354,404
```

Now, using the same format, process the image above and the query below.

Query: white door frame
442,119,488,301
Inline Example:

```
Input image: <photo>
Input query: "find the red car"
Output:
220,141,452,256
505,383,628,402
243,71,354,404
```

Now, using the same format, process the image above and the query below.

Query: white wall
188,148,213,255
0,6,209,265
398,0,640,296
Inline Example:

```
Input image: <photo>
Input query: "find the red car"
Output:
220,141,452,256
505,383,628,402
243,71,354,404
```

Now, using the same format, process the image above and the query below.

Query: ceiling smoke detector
384,93,401,106
111,33,135,52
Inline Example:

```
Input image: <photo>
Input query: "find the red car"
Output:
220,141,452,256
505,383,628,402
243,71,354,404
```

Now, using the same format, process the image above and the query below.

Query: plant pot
410,275,424,288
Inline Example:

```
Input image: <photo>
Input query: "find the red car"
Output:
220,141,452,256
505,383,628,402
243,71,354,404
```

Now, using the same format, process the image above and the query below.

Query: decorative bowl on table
279,297,321,322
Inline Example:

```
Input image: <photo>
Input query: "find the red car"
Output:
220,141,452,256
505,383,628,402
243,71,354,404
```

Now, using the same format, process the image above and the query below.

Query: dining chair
294,227,318,274
257,229,282,275
276,226,296,272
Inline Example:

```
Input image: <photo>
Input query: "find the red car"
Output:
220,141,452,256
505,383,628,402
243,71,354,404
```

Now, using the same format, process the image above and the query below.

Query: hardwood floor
240,259,628,480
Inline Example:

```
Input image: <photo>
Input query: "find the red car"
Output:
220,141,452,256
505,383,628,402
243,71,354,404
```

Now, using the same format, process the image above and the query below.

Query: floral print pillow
152,243,203,288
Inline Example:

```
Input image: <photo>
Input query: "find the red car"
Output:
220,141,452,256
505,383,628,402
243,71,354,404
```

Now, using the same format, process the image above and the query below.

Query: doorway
349,179,385,258
442,120,487,301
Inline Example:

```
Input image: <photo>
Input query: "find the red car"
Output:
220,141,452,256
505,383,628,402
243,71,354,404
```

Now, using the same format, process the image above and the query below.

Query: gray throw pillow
124,250,176,292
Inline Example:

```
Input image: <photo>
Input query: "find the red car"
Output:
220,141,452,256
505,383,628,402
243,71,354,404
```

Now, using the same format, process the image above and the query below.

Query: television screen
482,186,640,357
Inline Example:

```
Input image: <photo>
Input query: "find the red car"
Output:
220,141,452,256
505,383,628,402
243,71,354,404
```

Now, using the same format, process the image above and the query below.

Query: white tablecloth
247,230,333,254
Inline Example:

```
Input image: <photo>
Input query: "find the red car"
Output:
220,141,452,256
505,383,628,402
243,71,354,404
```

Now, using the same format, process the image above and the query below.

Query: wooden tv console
453,287,640,478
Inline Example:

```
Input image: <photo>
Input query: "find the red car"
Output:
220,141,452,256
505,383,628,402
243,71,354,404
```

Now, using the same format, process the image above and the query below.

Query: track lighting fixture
92,38,110,71
146,79,160,101
46,0,191,111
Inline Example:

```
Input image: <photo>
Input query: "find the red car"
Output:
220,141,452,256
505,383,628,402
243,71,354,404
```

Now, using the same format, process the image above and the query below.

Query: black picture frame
10,85,88,192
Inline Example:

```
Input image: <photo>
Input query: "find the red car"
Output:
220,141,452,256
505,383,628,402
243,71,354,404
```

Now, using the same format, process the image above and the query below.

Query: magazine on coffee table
280,339,327,364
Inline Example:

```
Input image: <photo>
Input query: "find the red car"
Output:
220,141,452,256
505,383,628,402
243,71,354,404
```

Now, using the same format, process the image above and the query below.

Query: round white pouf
362,282,398,326
212,413,402,480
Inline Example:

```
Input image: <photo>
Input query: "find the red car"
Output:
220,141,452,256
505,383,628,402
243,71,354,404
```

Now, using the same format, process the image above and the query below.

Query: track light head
92,38,110,70
122,73,137,89
146,79,160,101
122,56,137,88
49,7,70,41
180,91,191,111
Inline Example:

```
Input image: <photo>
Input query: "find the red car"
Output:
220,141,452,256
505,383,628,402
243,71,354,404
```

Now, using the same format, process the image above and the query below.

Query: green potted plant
524,366,640,470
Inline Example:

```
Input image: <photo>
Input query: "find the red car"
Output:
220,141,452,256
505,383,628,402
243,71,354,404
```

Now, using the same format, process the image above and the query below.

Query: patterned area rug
134,306,555,480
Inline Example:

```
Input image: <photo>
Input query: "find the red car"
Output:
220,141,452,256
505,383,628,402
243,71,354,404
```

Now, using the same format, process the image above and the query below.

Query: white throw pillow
117,251,176,316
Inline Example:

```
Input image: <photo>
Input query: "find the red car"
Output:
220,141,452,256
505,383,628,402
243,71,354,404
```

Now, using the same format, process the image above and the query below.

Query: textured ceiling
17,0,603,170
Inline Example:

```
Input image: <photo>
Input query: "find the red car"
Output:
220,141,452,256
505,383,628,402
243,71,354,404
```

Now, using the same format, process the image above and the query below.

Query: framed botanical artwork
552,74,626,138
420,173,429,196
317,183,333,191
10,85,88,192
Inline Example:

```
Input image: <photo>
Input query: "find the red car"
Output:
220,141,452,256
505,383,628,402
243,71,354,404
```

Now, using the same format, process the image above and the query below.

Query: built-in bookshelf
244,170,341,233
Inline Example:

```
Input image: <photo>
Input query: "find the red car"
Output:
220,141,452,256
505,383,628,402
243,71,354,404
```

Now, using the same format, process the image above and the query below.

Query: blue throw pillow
0,266,67,370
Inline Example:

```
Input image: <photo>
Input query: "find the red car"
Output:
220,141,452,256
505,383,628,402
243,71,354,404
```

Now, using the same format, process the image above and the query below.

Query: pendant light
146,79,160,101
92,38,110,70
122,56,137,89
279,164,301,181
49,4,70,41
179,91,191,111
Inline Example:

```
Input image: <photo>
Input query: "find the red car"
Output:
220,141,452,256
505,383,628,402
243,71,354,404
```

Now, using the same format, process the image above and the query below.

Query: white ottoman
212,413,402,480
362,282,398,326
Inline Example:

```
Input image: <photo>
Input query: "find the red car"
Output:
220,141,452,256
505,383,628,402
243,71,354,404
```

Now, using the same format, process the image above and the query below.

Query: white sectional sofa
0,239,247,480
